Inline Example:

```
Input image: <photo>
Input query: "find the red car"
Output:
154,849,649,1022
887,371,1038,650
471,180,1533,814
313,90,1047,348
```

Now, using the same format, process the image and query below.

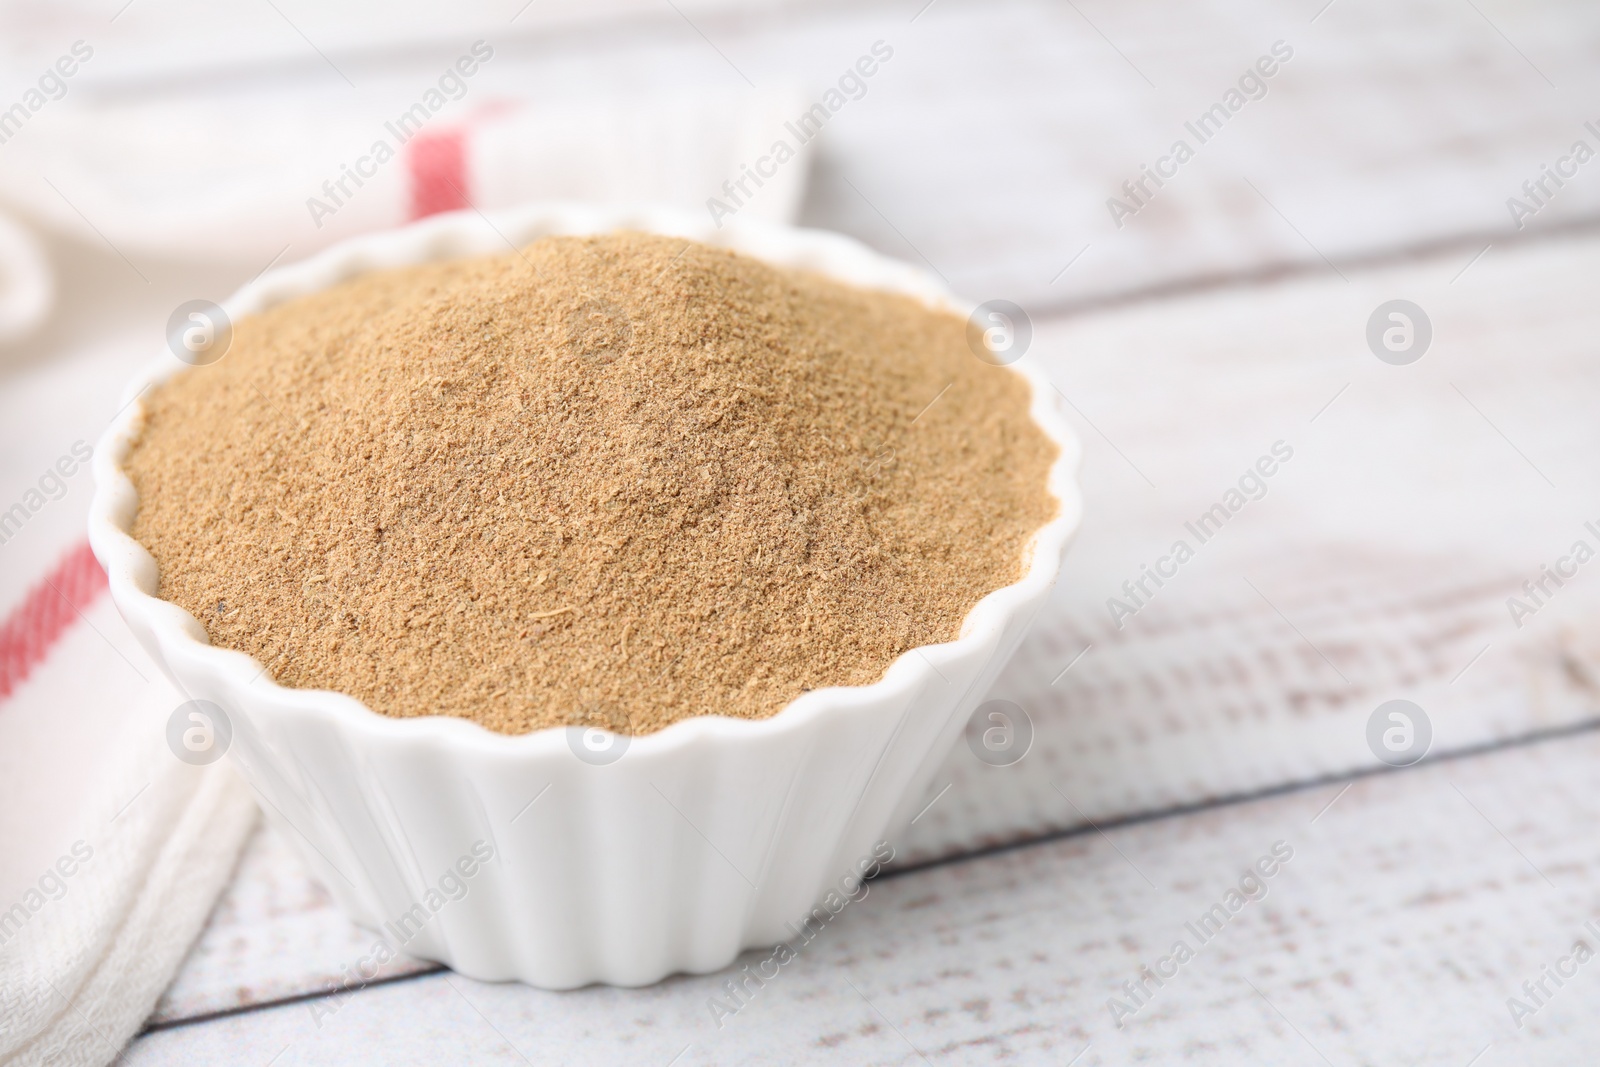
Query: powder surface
128,233,1056,736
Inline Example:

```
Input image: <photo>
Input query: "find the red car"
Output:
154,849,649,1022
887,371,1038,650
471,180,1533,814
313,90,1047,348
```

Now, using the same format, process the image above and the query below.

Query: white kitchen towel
0,89,808,267
0,545,258,1066
0,212,51,346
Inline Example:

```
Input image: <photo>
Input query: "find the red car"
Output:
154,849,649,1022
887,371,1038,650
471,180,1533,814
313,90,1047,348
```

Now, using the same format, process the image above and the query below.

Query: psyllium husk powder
128,233,1056,735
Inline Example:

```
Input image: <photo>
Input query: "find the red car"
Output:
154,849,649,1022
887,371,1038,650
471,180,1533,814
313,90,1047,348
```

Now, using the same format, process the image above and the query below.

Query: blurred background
5,1,1600,1064
5,0,1599,367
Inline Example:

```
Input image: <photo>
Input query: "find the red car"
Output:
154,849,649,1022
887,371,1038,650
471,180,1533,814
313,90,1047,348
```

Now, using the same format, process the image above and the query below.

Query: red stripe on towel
407,129,470,220
0,540,108,702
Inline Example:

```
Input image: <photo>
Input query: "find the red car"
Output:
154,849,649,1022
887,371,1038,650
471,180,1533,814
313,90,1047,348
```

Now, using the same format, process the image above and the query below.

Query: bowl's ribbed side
87,202,1082,986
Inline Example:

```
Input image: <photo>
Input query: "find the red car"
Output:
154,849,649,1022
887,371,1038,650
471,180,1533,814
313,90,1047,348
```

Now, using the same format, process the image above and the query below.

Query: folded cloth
0,90,808,266
0,545,258,1066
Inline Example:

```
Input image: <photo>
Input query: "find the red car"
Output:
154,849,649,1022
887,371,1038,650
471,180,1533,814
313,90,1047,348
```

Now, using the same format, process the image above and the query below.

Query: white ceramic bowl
89,204,1082,988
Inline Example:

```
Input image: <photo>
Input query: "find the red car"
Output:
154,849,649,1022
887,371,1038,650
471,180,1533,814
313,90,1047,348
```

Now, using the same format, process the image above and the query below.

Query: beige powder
128,233,1056,736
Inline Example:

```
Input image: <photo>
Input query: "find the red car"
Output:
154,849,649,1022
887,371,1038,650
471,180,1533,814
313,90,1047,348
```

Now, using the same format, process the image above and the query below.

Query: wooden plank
900,229,1600,864
765,0,1600,310
129,724,1600,1064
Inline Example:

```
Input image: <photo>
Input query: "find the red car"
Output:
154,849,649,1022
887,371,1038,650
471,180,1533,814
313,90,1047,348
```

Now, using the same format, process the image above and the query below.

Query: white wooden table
2,0,1598,1062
